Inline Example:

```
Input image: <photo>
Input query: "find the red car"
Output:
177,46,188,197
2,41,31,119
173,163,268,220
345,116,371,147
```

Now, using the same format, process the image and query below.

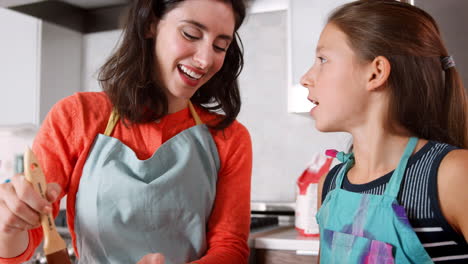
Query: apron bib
74,102,220,264
317,137,433,263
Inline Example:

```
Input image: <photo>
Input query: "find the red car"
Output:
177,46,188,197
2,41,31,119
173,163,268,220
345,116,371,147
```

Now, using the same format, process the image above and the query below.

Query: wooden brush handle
23,148,67,255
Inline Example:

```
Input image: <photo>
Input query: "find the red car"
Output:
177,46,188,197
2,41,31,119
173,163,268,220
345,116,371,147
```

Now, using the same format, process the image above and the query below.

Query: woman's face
300,23,370,133
151,0,235,111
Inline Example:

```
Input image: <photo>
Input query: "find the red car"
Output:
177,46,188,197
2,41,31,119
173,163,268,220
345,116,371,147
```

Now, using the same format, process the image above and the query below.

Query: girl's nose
300,67,315,89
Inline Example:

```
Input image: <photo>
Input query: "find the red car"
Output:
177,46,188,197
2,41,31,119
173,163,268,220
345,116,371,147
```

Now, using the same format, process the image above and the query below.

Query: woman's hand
0,174,61,236
137,253,165,264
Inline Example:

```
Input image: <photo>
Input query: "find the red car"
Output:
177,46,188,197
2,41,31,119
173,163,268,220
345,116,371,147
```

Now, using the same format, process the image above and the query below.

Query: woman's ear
145,17,158,39
366,56,391,91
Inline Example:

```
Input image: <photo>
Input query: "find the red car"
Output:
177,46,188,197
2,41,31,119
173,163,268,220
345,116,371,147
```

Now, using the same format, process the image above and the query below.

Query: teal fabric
74,124,220,264
317,137,433,263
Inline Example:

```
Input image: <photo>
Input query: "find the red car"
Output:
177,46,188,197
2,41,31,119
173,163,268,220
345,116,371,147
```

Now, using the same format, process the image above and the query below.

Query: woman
0,0,252,263
301,0,468,263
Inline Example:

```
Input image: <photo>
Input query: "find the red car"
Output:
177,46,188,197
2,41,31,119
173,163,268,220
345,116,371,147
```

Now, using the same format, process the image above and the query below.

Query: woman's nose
193,45,214,70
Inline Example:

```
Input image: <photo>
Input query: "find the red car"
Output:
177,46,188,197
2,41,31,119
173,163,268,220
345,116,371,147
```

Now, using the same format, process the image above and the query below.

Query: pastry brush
23,148,72,264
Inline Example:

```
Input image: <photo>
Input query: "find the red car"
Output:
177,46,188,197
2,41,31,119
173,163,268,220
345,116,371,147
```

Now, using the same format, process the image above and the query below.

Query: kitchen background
1,0,466,202
0,0,467,262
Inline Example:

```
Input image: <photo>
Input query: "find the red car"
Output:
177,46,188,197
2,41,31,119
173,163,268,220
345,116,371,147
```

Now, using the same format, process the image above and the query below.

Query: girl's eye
318,56,328,64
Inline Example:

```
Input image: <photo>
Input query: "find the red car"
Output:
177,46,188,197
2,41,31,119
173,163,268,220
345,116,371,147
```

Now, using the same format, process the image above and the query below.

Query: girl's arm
437,149,468,242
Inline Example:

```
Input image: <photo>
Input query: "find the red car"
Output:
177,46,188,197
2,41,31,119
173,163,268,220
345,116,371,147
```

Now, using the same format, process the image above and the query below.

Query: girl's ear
366,55,391,91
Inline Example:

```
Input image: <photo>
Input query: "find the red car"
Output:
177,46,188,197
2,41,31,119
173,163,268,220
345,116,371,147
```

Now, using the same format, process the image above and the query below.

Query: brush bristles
43,225,67,255
46,249,72,264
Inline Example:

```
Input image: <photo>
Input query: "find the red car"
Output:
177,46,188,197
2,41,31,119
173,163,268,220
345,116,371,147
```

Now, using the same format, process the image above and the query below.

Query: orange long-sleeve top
1,92,252,264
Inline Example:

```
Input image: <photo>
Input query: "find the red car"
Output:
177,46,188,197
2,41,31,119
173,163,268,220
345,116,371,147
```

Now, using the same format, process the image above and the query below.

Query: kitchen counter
248,226,319,264
249,225,319,254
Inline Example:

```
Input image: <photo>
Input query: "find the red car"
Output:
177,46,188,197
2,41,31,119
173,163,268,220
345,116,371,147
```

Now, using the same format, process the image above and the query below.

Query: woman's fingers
0,174,61,237
0,174,52,234
137,253,165,264
45,182,61,203
0,201,35,234
10,175,52,214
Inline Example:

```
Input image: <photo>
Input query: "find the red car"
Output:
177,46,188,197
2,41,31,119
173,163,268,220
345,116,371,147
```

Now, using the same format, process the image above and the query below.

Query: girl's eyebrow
316,45,325,53
181,19,233,41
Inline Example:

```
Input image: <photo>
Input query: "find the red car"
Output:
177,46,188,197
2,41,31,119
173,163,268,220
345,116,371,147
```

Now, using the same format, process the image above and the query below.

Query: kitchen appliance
0,124,37,183
250,202,295,231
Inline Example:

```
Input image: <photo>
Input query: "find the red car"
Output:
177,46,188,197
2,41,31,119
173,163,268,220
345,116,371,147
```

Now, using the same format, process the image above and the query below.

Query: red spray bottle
295,154,333,237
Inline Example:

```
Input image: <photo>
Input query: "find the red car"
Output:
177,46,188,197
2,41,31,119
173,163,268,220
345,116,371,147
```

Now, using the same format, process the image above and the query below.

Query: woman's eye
183,31,200,40
213,39,230,52
213,45,227,52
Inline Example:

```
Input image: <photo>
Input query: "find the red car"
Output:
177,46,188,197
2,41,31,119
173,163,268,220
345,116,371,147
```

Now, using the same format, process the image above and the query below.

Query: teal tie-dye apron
317,137,433,263
74,102,220,264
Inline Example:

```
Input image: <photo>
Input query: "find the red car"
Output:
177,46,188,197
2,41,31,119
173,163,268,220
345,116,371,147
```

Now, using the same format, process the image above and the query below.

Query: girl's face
300,23,371,133
152,0,235,110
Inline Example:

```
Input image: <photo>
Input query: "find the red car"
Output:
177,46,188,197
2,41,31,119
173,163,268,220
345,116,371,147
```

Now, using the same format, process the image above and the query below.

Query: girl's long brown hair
329,0,468,148
99,0,246,130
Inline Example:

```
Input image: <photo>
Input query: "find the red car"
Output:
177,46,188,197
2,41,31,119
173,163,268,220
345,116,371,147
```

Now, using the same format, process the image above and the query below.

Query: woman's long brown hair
99,0,246,130
329,0,468,148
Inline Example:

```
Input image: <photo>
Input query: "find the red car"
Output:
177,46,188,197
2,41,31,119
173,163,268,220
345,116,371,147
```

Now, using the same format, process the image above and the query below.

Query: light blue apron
317,137,433,263
74,102,220,264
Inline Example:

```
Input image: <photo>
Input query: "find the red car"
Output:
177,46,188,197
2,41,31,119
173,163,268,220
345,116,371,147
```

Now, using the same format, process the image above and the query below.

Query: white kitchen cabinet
0,8,82,126
287,0,353,113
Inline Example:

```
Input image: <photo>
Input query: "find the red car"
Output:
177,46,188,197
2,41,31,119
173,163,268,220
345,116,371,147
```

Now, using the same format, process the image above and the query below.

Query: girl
300,0,468,263
0,0,252,263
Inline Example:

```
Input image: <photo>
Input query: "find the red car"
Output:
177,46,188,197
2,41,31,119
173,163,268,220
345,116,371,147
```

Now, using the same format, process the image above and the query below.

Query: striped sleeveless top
322,141,468,263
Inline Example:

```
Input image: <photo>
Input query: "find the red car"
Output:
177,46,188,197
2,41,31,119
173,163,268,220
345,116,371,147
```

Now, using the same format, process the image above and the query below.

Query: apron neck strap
333,137,418,197
383,137,418,198
104,109,120,137
103,101,203,137
334,155,354,189
188,101,203,126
